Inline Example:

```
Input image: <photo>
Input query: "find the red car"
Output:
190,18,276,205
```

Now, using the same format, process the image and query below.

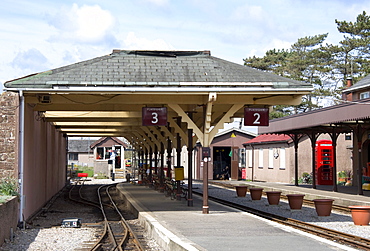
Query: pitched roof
343,74,370,93
243,134,291,145
4,50,311,90
215,127,257,138
90,137,127,148
68,139,93,153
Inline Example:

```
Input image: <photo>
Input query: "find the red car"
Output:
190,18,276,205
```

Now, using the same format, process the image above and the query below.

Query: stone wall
0,92,18,179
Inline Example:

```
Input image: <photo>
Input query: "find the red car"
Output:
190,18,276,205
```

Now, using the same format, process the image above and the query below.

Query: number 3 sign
244,107,269,126
142,107,167,126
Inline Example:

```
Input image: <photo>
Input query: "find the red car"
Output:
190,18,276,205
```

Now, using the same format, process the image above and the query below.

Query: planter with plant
0,177,19,204
299,172,312,184
337,170,352,186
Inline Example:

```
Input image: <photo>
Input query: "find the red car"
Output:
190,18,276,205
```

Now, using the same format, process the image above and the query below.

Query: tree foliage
333,11,370,82
244,11,370,118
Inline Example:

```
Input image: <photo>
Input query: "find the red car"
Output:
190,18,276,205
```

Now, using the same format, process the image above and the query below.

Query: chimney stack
344,77,353,102
346,77,353,88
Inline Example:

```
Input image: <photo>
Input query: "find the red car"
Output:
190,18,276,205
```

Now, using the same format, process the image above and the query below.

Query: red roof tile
243,134,291,145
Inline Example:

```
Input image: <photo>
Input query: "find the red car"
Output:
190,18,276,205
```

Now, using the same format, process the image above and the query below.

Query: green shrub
72,165,94,177
337,171,346,178
0,177,19,196
0,196,7,203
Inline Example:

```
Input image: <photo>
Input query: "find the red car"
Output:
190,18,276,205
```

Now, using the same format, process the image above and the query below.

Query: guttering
18,90,25,227
4,86,313,94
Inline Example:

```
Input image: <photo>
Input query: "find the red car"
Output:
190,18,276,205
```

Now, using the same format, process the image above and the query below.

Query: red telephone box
315,140,333,185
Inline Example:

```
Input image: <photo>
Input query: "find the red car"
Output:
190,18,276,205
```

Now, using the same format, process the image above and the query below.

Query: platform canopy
258,100,370,136
5,50,312,148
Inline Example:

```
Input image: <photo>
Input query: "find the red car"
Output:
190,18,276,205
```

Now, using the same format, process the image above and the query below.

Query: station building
243,133,352,184
1,49,312,221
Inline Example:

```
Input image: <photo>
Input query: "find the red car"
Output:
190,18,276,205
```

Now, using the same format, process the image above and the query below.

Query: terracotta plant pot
313,199,334,216
286,194,305,210
266,191,282,205
348,206,370,225
235,186,248,197
249,187,263,200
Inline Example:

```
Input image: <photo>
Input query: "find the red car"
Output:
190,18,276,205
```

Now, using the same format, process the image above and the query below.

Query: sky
1,0,370,133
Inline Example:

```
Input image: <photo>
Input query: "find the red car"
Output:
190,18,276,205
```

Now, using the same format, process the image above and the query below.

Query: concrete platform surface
117,182,359,251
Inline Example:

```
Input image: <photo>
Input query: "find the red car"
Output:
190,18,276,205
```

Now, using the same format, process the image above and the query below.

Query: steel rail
68,182,101,208
68,182,145,250
106,186,144,251
104,185,125,251
67,183,106,250
97,185,119,250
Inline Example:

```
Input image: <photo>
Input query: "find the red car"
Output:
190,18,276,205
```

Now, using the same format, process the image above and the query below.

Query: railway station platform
116,181,365,251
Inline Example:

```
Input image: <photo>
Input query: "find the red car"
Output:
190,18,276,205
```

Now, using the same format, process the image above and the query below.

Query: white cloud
269,39,292,51
144,0,169,6
232,4,265,21
124,32,174,50
48,4,117,45
11,48,49,72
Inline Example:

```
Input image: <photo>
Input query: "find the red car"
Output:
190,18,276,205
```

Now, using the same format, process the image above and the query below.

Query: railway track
193,185,370,251
68,182,145,251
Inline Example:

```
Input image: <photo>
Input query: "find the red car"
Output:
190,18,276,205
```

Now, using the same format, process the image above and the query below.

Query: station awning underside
258,98,370,136
4,50,312,148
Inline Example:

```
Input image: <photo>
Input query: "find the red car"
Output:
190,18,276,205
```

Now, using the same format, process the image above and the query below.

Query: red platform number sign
244,108,269,126
142,107,167,126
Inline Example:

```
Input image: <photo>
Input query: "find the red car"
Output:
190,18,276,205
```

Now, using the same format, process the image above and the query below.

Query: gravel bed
0,178,161,251
1,228,97,251
196,183,370,240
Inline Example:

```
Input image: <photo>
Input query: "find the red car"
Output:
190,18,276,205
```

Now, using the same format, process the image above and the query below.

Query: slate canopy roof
3,50,312,145
4,50,311,90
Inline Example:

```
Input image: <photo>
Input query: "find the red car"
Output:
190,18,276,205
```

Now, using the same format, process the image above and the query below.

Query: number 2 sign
244,107,269,126
142,107,167,126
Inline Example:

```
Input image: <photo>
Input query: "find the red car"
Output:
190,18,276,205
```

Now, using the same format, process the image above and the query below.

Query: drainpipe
18,90,25,228
250,144,255,182
65,135,68,185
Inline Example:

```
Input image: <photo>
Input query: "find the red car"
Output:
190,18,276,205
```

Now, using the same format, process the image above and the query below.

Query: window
268,148,273,169
247,149,253,168
258,148,263,168
68,153,78,161
360,92,370,99
239,149,246,167
345,134,352,140
279,148,286,170
105,147,112,159
96,146,122,160
96,147,104,159
96,147,113,160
